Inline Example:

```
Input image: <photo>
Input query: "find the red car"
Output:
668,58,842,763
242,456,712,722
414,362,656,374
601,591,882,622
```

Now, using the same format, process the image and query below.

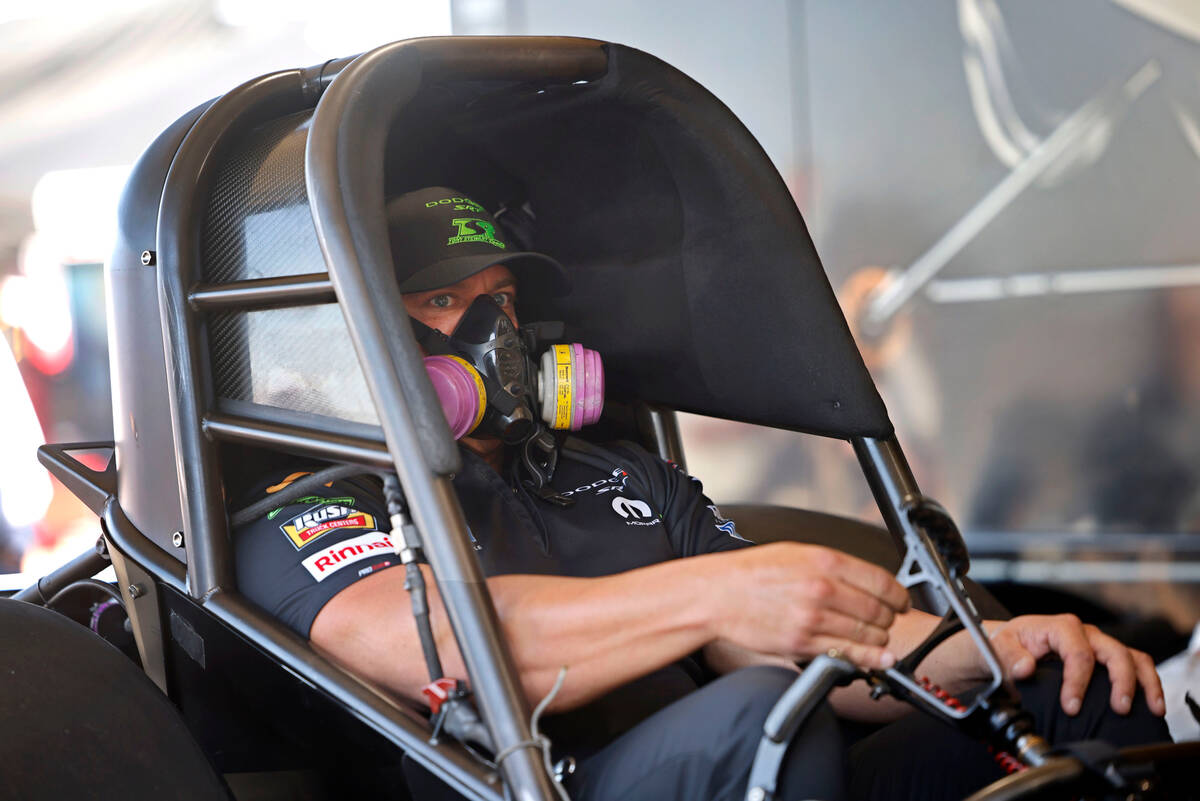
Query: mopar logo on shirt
611,496,660,526
280,503,377,550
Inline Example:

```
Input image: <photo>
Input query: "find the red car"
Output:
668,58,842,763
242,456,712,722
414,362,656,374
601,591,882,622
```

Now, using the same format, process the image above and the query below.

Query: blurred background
1,0,1198,730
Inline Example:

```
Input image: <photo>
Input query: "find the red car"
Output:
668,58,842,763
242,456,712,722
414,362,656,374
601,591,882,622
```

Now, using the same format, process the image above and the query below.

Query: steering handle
964,740,1200,801
962,757,1085,801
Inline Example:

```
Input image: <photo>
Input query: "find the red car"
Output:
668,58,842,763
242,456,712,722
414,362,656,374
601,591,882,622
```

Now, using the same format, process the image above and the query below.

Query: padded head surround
378,44,894,439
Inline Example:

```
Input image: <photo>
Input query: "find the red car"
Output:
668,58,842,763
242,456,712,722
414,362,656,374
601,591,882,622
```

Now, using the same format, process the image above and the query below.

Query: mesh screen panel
203,112,380,427
209,306,379,425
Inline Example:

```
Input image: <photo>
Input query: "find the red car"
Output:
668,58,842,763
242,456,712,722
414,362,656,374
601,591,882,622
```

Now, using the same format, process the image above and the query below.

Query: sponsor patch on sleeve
357,560,393,578
279,503,377,550
707,504,751,542
267,495,355,520
302,531,396,582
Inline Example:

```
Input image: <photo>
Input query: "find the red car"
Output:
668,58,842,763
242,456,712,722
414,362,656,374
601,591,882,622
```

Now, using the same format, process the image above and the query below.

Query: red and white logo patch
301,532,396,582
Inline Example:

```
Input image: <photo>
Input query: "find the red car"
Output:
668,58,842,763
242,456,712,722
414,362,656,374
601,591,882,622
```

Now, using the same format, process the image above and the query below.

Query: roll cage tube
305,37,606,801
852,437,1016,745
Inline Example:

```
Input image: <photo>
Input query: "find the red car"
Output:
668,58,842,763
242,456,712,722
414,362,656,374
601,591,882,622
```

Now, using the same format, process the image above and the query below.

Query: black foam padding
0,599,229,801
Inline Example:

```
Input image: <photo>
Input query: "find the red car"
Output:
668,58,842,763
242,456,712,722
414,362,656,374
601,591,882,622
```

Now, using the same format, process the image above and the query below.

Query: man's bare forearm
311,542,908,714
482,560,724,709
312,557,719,712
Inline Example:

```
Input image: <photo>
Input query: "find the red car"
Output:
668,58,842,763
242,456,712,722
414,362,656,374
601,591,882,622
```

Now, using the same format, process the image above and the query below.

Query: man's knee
722,665,810,736
718,666,846,800
572,666,846,801
778,698,845,800
1018,662,1171,747
674,665,815,781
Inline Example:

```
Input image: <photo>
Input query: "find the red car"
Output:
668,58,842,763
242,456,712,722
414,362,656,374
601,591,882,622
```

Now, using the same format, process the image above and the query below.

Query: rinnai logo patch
280,503,376,550
302,532,396,582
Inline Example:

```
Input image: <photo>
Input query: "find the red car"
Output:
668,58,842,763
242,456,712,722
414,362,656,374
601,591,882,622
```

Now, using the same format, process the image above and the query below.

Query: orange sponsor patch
279,503,376,550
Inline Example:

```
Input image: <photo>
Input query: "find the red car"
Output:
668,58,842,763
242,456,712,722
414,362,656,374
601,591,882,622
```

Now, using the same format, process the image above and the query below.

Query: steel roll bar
303,37,608,801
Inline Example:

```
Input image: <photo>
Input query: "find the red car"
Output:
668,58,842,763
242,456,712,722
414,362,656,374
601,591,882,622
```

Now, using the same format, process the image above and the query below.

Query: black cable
896,612,964,674
45,579,124,611
406,563,444,681
229,463,363,527
380,472,444,681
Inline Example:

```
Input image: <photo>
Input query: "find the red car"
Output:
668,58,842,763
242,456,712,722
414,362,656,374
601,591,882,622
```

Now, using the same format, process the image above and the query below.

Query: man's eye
430,295,452,308
492,292,512,307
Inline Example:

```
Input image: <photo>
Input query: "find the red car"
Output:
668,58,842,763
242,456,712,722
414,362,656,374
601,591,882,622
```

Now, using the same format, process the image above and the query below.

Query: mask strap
520,428,573,507
408,317,454,356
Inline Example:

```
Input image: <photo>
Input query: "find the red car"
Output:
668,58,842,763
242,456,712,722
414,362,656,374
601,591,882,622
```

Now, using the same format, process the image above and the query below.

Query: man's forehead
489,270,517,287
421,264,517,294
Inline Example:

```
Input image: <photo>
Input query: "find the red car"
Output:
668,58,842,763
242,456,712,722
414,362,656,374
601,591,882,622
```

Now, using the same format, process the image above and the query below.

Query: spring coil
918,676,1025,775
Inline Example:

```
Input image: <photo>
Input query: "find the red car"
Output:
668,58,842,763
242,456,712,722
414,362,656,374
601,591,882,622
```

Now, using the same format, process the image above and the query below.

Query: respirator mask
412,294,604,492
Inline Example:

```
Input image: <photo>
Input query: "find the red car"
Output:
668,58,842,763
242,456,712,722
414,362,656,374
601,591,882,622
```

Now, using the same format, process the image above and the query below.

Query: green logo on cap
425,196,485,213
447,218,507,250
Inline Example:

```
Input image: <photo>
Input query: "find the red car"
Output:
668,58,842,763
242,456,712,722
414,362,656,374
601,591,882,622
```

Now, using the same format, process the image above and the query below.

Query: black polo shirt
233,439,753,754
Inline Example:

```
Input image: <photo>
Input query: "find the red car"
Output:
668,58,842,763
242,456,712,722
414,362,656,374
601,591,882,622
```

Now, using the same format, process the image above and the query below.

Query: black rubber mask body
415,294,537,444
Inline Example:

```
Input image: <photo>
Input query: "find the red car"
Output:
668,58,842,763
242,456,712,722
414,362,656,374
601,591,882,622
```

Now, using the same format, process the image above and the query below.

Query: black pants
567,665,844,801
566,663,1170,801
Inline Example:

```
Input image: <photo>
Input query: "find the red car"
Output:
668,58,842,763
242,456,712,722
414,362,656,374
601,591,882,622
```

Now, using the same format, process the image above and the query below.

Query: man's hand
987,614,1166,717
704,542,910,670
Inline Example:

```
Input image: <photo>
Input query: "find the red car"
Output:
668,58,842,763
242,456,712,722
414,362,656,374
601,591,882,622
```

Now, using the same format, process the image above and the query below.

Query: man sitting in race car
235,187,1170,801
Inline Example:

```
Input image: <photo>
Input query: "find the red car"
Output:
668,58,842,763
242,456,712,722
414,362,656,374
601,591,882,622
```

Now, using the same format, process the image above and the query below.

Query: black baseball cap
387,187,570,297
